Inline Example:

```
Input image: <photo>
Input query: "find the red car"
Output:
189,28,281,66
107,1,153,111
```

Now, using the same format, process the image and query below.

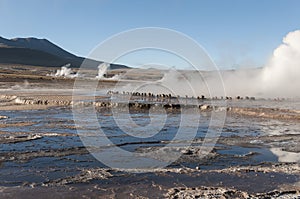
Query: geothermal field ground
0,65,299,198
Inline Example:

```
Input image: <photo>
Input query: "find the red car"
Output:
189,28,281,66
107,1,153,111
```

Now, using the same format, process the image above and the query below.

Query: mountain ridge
0,36,128,69
0,36,77,59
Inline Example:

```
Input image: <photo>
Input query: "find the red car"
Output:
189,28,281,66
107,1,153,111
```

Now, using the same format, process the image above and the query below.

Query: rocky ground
0,164,299,198
0,65,299,198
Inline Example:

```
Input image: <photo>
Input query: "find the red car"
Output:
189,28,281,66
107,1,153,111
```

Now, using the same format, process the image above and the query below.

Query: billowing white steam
96,63,110,79
96,63,120,80
261,30,300,97
154,66,262,98
48,63,120,80
156,30,300,98
55,67,72,77
48,30,300,98
49,63,78,78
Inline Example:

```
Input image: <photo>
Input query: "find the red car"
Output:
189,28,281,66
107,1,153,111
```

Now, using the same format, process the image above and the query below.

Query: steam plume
49,63,78,78
261,30,300,97
96,63,110,79
157,30,300,98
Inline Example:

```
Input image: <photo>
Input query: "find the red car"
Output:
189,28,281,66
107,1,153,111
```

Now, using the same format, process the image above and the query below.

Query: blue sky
0,0,300,69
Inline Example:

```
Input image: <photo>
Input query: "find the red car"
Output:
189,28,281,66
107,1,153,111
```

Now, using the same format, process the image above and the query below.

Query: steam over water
261,30,300,97
43,30,300,99
1,32,300,195
155,30,300,98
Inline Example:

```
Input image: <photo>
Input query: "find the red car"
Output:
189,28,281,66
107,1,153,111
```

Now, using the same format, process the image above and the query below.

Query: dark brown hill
0,36,129,69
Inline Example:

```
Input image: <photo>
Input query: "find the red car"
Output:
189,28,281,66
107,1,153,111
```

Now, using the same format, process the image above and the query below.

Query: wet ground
0,62,299,197
0,92,299,198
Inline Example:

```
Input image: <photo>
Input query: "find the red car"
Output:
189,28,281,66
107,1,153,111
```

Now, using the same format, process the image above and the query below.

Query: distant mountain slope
0,47,82,67
0,36,76,59
0,36,129,69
